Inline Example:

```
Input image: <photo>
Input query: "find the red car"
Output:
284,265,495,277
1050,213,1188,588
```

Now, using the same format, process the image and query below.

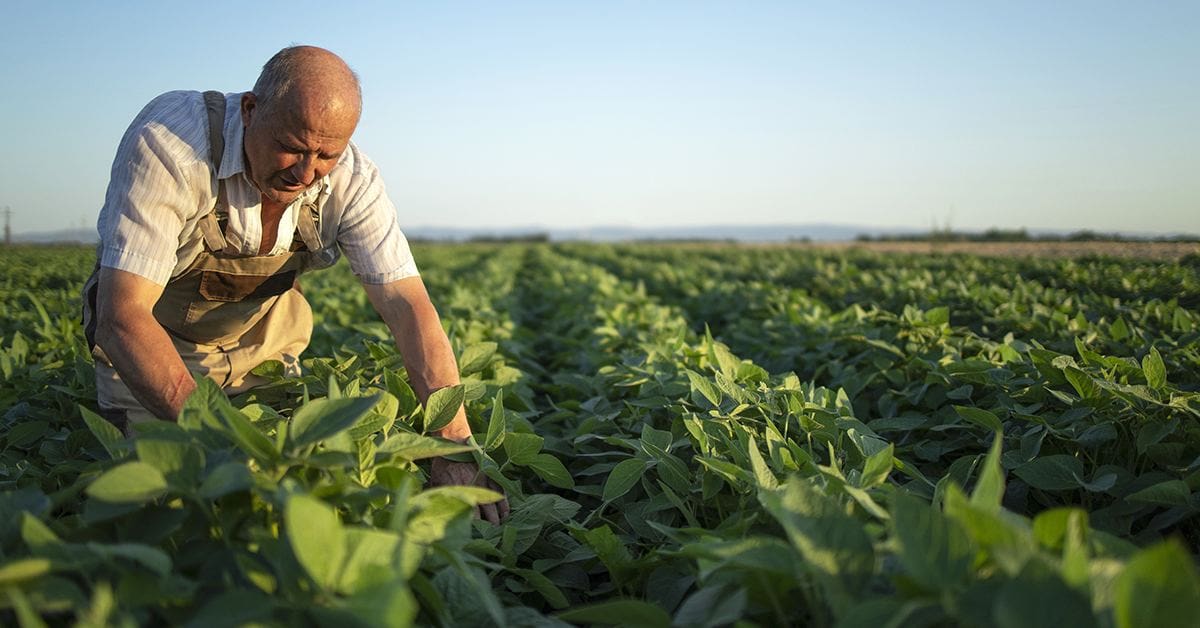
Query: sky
1,1,1197,236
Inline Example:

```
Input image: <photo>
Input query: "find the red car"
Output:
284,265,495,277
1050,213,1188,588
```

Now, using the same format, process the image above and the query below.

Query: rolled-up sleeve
333,145,420,284
98,92,206,286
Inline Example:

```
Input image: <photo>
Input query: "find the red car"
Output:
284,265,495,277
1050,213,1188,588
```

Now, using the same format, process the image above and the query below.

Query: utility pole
3,206,10,246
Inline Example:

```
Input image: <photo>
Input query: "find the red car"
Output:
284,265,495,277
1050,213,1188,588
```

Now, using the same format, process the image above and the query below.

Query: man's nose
291,154,318,186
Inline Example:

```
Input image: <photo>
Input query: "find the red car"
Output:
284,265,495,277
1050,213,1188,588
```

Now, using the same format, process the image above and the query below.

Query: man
83,45,508,523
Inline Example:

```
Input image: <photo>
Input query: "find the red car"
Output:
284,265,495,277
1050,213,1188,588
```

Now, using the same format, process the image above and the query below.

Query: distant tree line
855,228,1199,243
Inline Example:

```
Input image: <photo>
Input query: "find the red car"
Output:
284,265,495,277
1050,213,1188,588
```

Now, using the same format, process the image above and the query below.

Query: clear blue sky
2,1,1197,235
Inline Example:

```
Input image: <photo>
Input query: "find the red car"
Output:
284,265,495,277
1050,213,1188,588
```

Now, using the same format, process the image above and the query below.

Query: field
1,242,1199,627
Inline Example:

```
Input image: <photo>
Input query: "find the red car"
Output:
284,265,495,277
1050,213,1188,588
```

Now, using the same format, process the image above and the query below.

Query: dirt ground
800,240,1200,261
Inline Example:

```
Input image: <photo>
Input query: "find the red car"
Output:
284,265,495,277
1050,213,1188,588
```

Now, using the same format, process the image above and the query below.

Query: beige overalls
83,91,326,430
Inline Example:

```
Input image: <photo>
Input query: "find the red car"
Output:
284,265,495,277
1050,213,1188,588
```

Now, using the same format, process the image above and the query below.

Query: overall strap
198,90,229,253
295,191,325,251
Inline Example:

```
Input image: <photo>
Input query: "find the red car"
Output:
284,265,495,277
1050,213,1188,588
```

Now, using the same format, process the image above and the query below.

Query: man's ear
240,92,257,127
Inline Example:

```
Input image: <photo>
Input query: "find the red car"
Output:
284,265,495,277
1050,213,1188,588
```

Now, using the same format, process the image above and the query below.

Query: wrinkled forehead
269,93,359,140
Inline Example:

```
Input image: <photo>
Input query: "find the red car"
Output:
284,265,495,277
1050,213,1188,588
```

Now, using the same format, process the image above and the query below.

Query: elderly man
82,46,508,522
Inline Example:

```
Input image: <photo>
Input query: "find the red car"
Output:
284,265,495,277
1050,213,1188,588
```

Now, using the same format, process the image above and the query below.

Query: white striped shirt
97,90,419,285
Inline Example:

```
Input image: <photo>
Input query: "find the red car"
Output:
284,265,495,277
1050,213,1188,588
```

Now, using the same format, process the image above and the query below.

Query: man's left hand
429,457,510,524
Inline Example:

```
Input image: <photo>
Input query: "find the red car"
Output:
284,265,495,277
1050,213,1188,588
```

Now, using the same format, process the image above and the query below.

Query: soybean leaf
485,392,506,451
970,433,1005,511
377,432,475,462
285,494,345,591
1014,455,1085,491
503,433,544,465
289,395,380,449
891,492,974,592
198,462,253,500
954,405,1003,432
1142,346,1167,390
603,458,648,502
423,385,465,434
557,600,671,628
860,443,894,489
994,562,1097,628
0,558,52,586
528,453,574,489
86,461,167,504
758,477,874,612
1126,480,1191,507
79,406,126,459
458,342,497,376
1113,540,1200,628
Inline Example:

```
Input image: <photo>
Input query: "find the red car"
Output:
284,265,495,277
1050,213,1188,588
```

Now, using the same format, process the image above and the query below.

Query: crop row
0,244,1198,627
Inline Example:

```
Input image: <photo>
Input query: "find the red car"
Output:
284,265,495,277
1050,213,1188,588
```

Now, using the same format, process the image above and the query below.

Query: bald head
252,46,362,121
239,46,362,204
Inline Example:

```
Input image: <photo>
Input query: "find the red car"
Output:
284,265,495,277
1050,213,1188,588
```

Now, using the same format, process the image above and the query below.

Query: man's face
240,92,358,205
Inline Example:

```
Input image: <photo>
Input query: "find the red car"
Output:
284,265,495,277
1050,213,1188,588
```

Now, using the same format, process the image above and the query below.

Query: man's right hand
95,267,194,421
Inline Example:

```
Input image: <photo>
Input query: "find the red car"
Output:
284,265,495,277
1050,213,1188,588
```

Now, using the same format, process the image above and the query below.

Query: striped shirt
97,90,419,285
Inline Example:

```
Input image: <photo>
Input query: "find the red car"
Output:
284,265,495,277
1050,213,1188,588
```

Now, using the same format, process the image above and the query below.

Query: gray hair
252,46,362,113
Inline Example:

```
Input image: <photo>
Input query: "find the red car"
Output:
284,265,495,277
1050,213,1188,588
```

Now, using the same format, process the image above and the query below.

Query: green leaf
746,435,778,489
758,477,874,612
603,458,648,501
860,443,894,489
502,432,544,465
338,578,417,628
79,406,125,459
1063,367,1102,400
891,492,973,592
215,402,280,467
0,558,52,586
994,562,1097,628
1113,540,1200,628
384,369,419,416
86,542,172,577
85,461,168,504
289,395,381,449
423,385,465,434
20,512,60,550
198,462,253,499
686,370,722,408
1142,346,1167,390
970,432,1005,511
1126,480,1191,507
558,600,671,628
954,405,1003,432
136,438,203,489
1014,455,1084,491
337,528,402,594
414,486,505,507
458,342,497,375
528,453,574,489
484,392,506,450
377,431,475,462
511,568,570,609
285,494,345,591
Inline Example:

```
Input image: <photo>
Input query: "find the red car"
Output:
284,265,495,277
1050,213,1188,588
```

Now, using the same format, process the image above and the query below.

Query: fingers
488,478,511,520
479,501,501,525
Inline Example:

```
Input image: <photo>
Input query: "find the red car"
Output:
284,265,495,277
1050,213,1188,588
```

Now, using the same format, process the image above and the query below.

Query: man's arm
362,276,509,523
95,267,195,421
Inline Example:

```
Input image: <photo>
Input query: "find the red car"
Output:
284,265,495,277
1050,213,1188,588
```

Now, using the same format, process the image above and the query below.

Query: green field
2,243,1199,627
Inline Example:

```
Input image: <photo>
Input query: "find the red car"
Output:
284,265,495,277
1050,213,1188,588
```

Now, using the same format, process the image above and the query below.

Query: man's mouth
277,176,304,191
